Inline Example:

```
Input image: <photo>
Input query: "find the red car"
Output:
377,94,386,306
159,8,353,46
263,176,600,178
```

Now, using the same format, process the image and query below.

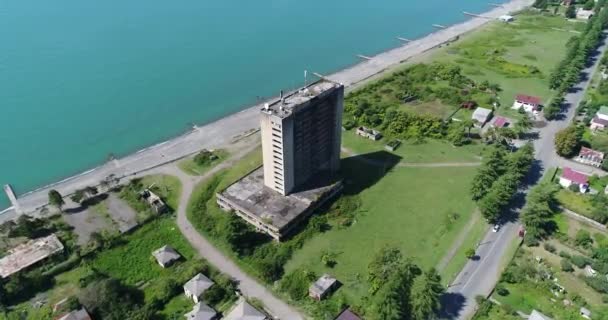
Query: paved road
146,140,304,320
443,33,608,320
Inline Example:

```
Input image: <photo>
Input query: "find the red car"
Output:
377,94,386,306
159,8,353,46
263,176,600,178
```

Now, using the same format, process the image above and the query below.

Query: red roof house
513,94,542,112
560,167,590,192
492,116,509,128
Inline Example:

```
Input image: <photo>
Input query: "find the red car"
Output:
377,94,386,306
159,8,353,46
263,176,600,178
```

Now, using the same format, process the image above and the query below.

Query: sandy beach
1,0,533,220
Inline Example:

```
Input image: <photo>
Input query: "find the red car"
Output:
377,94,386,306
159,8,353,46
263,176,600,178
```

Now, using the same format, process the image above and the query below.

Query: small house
472,107,493,127
0,234,64,278
356,126,382,141
184,273,215,303
559,167,590,193
152,245,181,268
334,308,362,320
223,298,268,320
529,310,553,320
309,274,338,301
499,15,514,22
590,106,608,131
580,307,592,319
577,8,594,20
491,116,509,128
512,94,541,113
185,302,217,320
575,147,605,168
57,308,93,320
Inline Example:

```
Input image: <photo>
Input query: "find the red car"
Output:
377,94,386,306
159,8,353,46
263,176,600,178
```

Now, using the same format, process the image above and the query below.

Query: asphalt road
442,33,608,320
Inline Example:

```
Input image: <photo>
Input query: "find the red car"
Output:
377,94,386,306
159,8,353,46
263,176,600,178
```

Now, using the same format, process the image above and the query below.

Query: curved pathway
150,142,304,320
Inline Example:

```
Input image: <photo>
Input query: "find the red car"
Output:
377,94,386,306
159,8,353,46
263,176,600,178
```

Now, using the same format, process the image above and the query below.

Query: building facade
260,81,344,195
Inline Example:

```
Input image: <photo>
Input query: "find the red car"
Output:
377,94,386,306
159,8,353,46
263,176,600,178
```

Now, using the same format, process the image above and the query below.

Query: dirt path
147,140,304,320
436,209,483,272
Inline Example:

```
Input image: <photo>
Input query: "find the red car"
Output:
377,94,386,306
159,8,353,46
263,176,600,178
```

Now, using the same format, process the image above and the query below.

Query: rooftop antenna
304,70,308,88
280,90,284,105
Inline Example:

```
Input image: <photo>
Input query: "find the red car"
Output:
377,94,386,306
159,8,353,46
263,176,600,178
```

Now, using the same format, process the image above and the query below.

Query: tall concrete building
260,80,344,195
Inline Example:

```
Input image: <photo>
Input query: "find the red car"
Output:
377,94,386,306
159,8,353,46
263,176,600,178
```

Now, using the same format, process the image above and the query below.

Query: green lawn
140,174,183,210
342,130,484,163
178,149,229,176
440,214,489,285
284,155,478,302
556,189,595,217
473,302,520,320
430,11,583,117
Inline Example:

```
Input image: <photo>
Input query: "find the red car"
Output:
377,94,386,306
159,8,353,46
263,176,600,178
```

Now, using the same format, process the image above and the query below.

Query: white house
575,147,605,168
559,167,590,193
151,245,181,268
223,298,268,320
512,94,541,113
590,106,608,131
577,8,594,20
529,310,553,320
472,107,493,127
184,273,215,303
185,302,217,320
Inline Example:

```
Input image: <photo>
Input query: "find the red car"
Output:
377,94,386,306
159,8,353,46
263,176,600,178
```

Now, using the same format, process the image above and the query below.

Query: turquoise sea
0,0,506,209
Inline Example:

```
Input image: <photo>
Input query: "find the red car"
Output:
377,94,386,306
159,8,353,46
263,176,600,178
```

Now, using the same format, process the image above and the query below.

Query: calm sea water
0,0,506,209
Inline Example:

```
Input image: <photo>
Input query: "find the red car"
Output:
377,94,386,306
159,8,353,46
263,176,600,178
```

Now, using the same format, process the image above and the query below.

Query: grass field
342,130,484,163
430,11,584,118
178,149,229,176
284,154,478,301
140,174,183,210
556,189,595,217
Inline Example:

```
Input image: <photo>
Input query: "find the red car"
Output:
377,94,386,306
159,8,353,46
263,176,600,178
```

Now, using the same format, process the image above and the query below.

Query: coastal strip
2,0,533,219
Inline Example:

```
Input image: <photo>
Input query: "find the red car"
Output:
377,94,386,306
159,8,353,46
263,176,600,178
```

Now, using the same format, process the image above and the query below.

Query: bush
543,243,556,253
465,248,476,259
495,285,510,296
561,259,574,272
575,230,594,249
559,250,571,259
570,255,591,268
524,234,539,247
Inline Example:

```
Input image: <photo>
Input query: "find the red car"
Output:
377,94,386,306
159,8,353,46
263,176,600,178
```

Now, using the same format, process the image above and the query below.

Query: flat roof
0,234,64,278
310,274,337,295
219,167,340,231
261,80,341,119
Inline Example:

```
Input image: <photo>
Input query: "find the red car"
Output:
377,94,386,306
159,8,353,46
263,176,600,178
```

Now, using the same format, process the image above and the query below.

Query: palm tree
462,119,475,139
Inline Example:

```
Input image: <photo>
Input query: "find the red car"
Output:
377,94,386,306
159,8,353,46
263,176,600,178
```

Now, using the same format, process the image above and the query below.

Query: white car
493,224,501,232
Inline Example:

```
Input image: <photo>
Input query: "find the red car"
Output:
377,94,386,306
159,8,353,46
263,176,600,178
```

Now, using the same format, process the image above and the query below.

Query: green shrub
561,259,574,272
559,250,571,259
569,255,591,268
495,284,509,296
543,243,556,253
575,230,594,249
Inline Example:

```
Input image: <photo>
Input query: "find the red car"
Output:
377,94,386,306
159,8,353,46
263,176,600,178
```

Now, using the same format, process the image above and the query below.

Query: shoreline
2,0,533,219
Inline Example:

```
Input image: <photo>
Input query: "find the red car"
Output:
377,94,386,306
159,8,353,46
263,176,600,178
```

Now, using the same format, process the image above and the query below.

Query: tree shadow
64,193,109,214
439,292,466,319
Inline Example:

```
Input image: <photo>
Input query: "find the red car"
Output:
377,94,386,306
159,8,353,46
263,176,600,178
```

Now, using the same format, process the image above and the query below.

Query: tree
555,126,582,157
470,146,506,200
411,268,445,320
514,115,533,138
465,248,476,259
70,189,86,204
521,183,559,240
367,246,404,294
48,189,64,211
78,278,144,320
561,259,575,272
566,4,576,18
584,0,595,10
